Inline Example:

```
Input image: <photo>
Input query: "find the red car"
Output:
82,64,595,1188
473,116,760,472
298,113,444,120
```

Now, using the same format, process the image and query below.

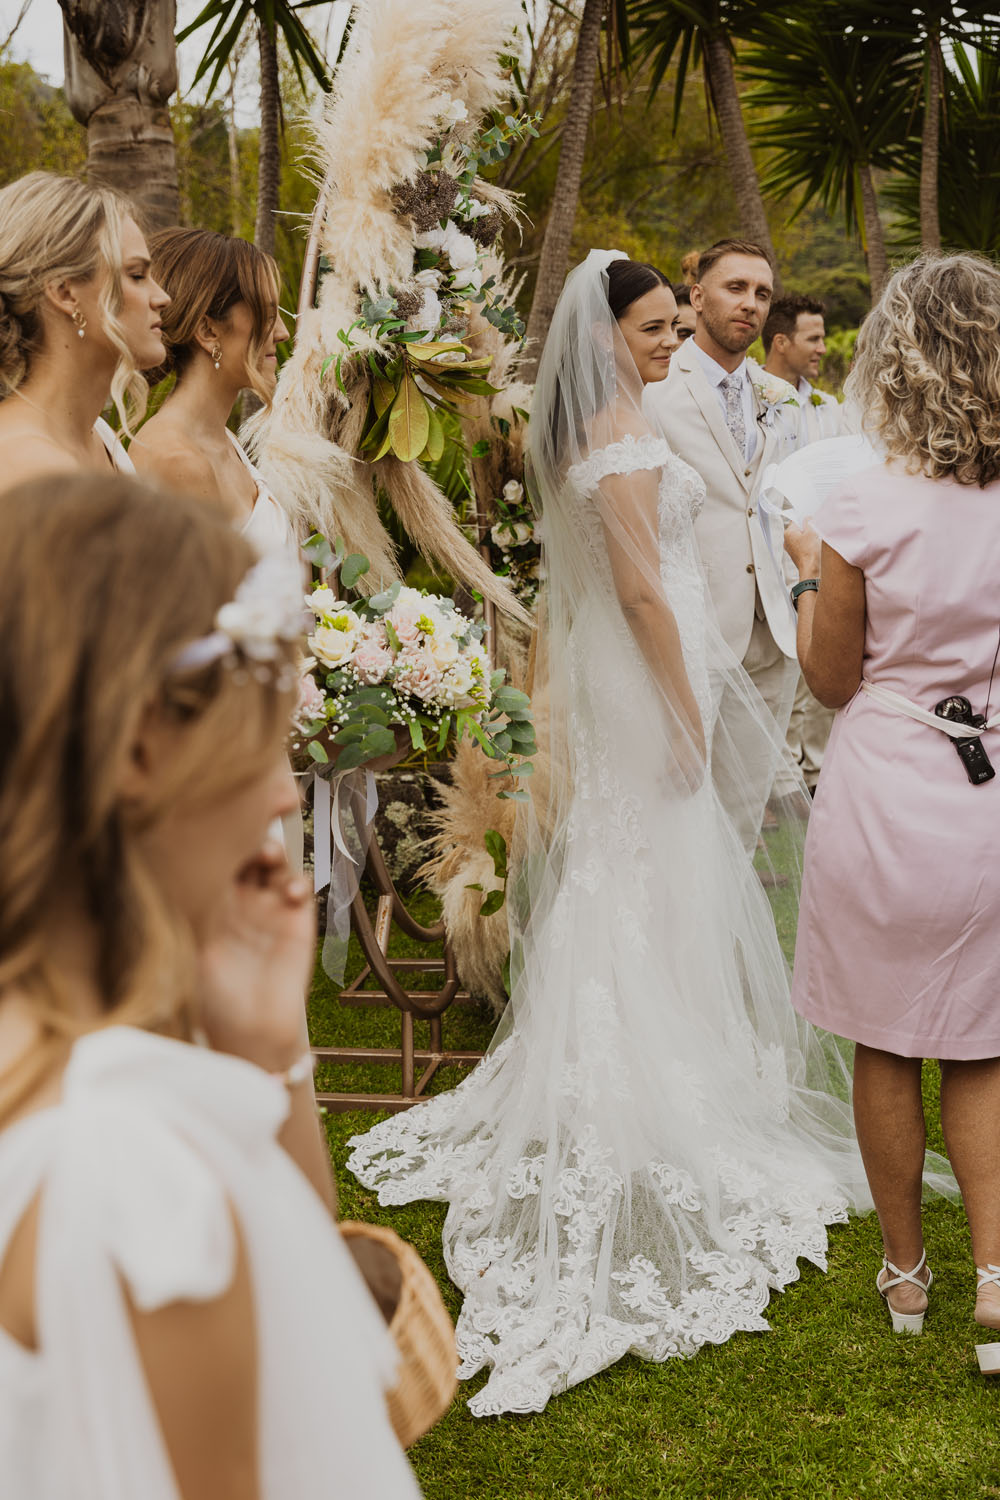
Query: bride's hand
197,840,316,1073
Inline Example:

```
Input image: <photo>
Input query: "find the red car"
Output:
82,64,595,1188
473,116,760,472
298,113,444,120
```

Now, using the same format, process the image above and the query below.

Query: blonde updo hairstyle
148,227,281,406
0,171,148,430
0,473,298,1119
847,253,1000,488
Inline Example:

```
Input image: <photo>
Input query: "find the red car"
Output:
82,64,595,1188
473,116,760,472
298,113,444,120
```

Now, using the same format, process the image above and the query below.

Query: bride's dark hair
605,259,671,320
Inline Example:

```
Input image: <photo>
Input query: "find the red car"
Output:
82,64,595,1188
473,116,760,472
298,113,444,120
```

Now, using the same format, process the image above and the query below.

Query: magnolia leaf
478,889,506,918
359,403,392,453
405,339,470,362
423,407,446,463
371,367,398,418
388,373,431,462
484,829,508,880
341,553,370,589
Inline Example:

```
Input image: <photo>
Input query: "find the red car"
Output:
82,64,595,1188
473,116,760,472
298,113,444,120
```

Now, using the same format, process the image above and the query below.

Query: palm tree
744,16,922,300
179,0,334,254
884,32,1000,257
628,0,779,274
58,0,180,230
522,0,606,378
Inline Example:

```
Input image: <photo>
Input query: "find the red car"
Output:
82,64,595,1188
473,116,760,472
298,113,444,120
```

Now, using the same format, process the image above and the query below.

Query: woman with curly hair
785,254,1000,1362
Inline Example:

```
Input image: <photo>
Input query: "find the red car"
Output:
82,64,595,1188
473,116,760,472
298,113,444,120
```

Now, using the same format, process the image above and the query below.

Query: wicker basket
340,1220,458,1447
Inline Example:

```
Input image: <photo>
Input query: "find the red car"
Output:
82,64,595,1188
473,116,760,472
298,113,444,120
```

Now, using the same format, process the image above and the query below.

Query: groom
645,238,799,846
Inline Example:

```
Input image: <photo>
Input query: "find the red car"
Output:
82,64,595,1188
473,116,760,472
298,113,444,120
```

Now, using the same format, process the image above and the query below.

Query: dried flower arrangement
250,0,532,621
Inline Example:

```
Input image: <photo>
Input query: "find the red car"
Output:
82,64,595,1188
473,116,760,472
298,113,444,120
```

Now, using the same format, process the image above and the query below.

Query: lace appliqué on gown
348,436,855,1418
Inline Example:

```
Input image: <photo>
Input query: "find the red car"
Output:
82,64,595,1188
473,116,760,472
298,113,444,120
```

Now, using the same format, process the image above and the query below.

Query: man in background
762,294,841,442
763,294,841,790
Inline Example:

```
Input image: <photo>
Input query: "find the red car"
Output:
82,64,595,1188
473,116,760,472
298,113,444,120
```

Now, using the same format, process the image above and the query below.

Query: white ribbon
860,680,1000,740
312,767,379,982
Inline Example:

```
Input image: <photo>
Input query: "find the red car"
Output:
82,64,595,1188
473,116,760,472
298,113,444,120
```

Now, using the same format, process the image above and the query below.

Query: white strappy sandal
877,1250,932,1335
975,1265,1000,1374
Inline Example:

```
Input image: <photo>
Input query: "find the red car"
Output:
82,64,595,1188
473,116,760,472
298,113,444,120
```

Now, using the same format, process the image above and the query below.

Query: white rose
453,265,482,294
309,621,359,669
414,267,442,288
440,97,468,126
428,632,460,668
307,586,338,618
442,223,478,270
502,480,524,504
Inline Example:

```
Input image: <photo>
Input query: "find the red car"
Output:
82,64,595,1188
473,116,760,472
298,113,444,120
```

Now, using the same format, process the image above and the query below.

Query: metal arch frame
298,176,485,1113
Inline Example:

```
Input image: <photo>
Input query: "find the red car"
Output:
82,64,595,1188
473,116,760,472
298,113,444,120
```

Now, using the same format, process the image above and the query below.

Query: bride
348,250,873,1416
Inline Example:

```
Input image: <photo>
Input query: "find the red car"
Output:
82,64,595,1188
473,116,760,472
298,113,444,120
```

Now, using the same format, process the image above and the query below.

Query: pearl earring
211,343,223,370
72,309,87,339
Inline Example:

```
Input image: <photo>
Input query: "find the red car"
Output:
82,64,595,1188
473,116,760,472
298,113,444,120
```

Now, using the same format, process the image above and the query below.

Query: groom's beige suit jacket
645,338,797,662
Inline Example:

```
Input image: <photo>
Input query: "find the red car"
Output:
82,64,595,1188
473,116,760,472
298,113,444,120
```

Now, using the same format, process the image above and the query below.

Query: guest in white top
131,228,295,562
0,172,169,492
0,472,422,1500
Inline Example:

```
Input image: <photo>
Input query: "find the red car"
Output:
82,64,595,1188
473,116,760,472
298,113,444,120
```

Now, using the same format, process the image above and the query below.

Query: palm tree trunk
522,0,604,381
254,19,280,255
920,30,943,252
858,161,889,301
226,60,242,239
702,30,780,288
59,0,180,231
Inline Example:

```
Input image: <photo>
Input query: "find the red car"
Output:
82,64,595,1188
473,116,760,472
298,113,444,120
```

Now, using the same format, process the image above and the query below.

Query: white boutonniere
746,358,800,430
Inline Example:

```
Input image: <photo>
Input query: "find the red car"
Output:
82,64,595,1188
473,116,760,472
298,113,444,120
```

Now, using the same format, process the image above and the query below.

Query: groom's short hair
696,239,773,281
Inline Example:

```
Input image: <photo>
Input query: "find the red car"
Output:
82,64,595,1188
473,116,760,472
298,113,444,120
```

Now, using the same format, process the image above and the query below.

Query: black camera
934,696,996,785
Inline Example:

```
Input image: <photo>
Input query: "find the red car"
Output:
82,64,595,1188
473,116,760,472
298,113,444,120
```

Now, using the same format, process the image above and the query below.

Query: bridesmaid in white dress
130,227,296,567
0,172,169,490
132,229,303,861
0,472,421,1500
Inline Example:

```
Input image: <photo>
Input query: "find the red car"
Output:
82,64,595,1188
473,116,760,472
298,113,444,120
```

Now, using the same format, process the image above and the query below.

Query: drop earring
72,309,87,339
211,343,222,370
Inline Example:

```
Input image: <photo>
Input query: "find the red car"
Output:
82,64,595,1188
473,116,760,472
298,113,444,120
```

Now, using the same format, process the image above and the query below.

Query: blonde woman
131,228,294,561
786,254,1000,1361
0,472,422,1499
0,172,168,486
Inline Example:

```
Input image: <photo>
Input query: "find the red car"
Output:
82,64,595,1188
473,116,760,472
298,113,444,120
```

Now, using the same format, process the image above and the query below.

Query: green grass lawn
311,880,1000,1500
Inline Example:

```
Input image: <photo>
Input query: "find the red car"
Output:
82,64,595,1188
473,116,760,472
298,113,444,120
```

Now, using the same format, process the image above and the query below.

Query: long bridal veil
348,252,946,1418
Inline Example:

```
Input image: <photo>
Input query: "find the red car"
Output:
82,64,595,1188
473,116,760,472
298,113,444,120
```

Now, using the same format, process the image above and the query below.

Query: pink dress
792,462,1000,1060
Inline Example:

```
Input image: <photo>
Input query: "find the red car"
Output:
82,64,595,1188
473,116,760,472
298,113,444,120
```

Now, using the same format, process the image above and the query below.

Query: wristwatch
790,578,819,609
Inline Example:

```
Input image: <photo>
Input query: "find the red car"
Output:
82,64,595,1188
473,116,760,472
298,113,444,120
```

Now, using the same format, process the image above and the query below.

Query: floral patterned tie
722,373,747,458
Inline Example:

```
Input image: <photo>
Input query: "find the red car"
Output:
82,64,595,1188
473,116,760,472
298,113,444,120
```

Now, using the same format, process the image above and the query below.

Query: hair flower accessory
170,552,309,675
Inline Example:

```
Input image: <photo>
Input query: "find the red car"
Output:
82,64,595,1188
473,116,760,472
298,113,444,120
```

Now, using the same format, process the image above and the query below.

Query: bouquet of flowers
297,538,535,794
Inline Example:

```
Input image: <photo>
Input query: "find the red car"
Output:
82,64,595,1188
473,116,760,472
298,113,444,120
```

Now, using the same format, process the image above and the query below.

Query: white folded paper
761,432,882,528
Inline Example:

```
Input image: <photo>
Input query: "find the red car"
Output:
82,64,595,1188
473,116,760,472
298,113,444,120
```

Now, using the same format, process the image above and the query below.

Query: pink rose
397,647,442,703
353,638,393,685
297,672,325,719
388,604,421,644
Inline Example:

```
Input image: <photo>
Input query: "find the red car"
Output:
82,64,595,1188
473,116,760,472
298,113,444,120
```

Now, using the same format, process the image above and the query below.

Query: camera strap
860,680,1000,740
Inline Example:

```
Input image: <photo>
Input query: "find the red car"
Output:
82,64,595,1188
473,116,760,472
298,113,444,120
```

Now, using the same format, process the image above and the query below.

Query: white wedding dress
348,414,872,1416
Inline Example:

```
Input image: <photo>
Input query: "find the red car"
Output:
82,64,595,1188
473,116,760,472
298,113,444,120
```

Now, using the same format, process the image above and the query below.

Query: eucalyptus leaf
307,741,329,764
303,532,335,570
341,553,371,590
